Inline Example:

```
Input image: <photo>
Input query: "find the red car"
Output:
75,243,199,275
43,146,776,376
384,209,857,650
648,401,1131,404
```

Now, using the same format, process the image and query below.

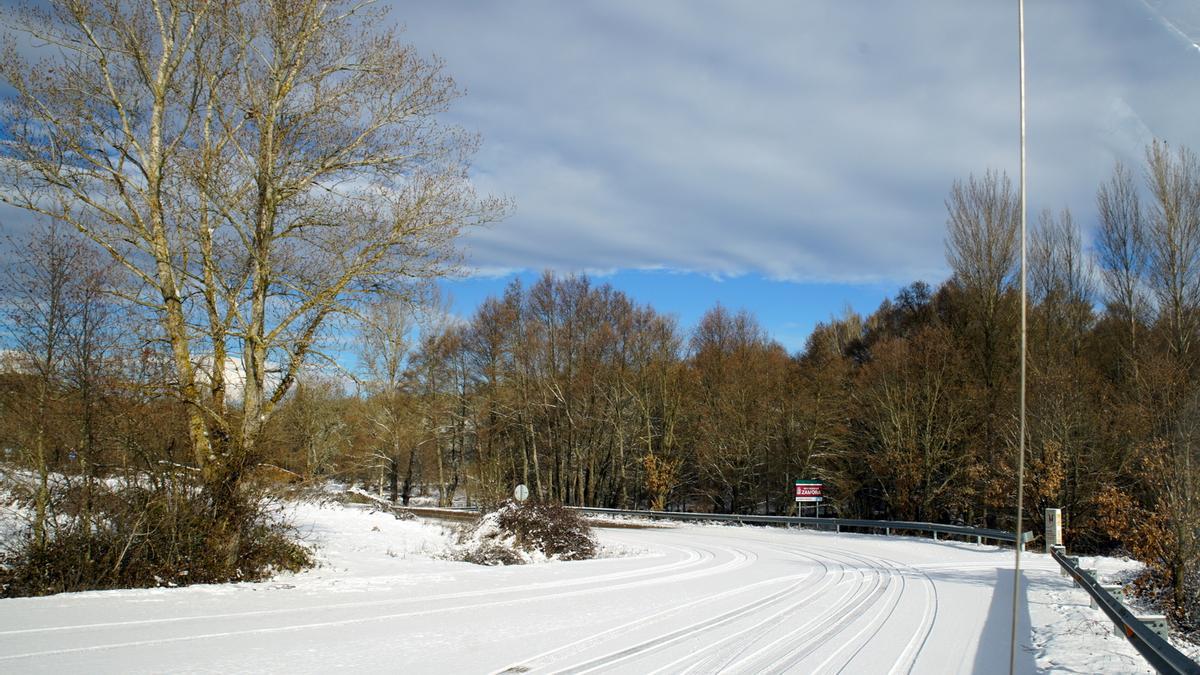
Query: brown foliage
643,453,678,511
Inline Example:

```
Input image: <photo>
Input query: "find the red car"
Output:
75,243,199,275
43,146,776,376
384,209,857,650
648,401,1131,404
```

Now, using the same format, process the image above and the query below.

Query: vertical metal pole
1010,1,1028,673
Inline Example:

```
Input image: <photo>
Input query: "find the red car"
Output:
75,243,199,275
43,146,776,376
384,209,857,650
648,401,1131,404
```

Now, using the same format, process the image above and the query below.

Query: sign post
794,480,823,518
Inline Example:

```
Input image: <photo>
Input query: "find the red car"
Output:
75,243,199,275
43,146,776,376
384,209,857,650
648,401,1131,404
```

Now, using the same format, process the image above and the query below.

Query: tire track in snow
0,542,755,662
528,551,841,674
722,545,896,674
756,539,938,675
767,542,941,675
510,532,938,675
762,542,939,675
0,542,707,638
545,541,882,674
655,549,853,675
487,568,821,675
806,555,908,673
676,542,901,675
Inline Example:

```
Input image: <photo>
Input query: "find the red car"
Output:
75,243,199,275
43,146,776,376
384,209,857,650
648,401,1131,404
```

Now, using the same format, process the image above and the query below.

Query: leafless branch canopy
1,0,507,482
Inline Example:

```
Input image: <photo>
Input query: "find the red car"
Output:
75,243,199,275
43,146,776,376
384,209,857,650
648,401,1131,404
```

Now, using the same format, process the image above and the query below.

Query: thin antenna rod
1009,0,1028,672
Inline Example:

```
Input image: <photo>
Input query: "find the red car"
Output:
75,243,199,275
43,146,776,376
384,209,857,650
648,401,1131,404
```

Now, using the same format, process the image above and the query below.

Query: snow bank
283,500,456,581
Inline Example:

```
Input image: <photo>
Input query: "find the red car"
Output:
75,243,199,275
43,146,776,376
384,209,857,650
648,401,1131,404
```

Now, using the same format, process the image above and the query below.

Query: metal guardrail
364,499,1032,545
1050,547,1200,675
570,507,1036,546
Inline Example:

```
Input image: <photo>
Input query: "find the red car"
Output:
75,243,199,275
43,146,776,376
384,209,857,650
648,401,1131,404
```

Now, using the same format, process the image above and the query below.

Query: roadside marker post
1045,508,1062,553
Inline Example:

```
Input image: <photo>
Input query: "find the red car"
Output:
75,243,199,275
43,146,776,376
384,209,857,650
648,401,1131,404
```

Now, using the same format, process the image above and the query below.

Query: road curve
0,522,1060,674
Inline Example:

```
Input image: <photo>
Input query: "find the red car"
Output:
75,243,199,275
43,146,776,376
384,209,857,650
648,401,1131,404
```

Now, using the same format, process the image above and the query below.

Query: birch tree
1,0,504,554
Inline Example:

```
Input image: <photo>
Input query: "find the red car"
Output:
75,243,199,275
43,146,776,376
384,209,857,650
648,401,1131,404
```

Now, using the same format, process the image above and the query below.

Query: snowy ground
0,501,1187,674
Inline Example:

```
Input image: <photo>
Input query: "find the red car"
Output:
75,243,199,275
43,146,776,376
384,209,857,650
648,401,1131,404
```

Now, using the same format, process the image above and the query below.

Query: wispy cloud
391,0,1200,285
4,2,1197,290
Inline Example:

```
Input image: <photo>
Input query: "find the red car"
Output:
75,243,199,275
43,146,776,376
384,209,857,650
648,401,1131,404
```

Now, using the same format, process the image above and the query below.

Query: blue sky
385,0,1200,353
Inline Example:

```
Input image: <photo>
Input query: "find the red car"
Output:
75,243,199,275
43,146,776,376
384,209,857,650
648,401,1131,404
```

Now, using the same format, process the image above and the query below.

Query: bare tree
1,0,505,551
1031,208,1094,354
2,221,87,544
625,310,684,510
855,327,970,522
946,171,1020,301
274,373,350,479
1142,387,1200,620
944,169,1020,387
1096,161,1147,358
941,170,1022,524
463,295,521,506
689,306,787,513
358,296,422,503
1143,141,1200,363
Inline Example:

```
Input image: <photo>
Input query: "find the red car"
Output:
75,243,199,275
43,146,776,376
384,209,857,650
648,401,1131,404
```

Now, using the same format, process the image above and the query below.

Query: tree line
10,142,1197,622
333,144,1198,628
7,141,1200,619
0,0,1196,631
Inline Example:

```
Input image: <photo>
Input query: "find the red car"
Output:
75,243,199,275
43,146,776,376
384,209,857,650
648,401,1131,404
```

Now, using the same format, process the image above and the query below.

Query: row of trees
331,143,1197,628
4,147,1199,623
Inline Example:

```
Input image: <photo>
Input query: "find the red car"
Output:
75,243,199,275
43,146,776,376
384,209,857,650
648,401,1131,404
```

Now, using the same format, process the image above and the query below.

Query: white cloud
385,0,1200,286
6,2,1194,287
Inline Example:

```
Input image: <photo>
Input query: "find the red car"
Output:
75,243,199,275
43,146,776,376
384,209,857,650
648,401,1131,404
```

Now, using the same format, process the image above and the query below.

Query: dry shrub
452,499,597,565
1095,482,1200,637
456,540,525,566
0,475,312,597
643,454,678,512
497,500,597,560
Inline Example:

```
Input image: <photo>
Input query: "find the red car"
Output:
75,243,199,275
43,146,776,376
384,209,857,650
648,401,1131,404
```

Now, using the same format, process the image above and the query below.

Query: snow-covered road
0,507,1156,673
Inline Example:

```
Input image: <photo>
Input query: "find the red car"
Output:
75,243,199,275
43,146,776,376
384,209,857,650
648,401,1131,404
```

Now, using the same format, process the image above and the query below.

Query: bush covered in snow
451,500,597,565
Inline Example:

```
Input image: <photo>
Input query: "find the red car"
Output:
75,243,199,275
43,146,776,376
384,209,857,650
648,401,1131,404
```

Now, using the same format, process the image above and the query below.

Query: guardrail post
1054,548,1077,577
1112,614,1171,640
1137,615,1169,640
885,527,891,536
1099,584,1124,609
932,530,938,541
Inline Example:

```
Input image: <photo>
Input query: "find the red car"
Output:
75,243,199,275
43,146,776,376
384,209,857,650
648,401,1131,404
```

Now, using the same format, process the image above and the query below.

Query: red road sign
795,481,823,502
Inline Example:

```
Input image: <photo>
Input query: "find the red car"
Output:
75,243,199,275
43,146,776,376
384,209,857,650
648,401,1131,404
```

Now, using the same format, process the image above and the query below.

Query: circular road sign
514,484,530,502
